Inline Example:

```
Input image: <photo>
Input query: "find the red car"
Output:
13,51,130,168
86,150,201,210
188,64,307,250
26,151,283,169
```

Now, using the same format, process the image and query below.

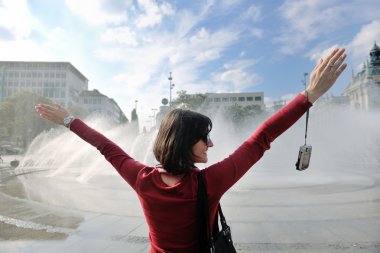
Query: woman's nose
207,138,214,147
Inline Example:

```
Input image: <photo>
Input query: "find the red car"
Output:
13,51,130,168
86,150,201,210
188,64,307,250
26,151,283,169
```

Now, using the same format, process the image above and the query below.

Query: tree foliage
0,91,56,148
224,104,264,126
171,90,208,110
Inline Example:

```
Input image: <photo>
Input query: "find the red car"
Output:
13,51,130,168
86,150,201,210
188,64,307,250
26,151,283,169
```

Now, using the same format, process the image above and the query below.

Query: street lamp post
168,72,175,108
152,108,157,127
302,72,308,89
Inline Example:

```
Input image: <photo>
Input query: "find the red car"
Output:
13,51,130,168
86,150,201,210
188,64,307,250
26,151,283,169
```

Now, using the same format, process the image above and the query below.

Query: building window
238,97,245,101
247,96,253,101
255,96,262,101
222,97,228,102
214,98,221,102
230,97,237,102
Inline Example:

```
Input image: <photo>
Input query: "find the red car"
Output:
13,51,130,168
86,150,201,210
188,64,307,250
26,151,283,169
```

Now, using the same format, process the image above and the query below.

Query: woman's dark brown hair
153,109,212,174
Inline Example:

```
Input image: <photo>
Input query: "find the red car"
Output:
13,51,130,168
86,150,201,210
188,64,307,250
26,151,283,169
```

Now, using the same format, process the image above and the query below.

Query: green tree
171,90,208,110
131,108,139,134
0,91,55,148
224,104,265,129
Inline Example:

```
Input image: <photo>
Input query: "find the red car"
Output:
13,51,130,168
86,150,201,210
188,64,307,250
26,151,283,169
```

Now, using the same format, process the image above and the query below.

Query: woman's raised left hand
35,103,69,125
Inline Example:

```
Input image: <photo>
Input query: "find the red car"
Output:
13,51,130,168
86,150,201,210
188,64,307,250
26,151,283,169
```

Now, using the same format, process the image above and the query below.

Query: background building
0,61,88,107
342,42,380,110
79,89,128,124
205,92,265,110
0,61,128,124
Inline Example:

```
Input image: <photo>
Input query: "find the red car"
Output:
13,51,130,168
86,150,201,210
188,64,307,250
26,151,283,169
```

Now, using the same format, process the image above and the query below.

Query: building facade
0,61,128,124
204,92,265,110
79,89,128,124
342,42,380,110
0,61,88,107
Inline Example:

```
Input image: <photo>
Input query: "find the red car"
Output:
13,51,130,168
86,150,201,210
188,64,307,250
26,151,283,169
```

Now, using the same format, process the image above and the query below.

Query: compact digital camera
295,145,312,171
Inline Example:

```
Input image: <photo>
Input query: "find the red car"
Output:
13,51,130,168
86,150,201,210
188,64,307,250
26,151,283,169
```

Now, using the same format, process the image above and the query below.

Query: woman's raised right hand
305,48,347,103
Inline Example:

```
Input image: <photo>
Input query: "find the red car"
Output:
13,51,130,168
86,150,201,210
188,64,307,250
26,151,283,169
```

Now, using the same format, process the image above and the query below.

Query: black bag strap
197,172,212,249
197,172,228,250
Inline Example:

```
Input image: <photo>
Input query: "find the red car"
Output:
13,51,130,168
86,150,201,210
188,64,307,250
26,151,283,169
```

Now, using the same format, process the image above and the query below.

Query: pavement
0,154,379,253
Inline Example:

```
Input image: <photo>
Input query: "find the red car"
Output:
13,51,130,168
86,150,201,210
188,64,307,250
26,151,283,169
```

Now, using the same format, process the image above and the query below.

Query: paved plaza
0,154,379,253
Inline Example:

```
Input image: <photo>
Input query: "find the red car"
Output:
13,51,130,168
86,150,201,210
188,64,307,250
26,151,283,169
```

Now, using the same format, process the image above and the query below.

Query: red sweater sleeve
204,93,312,199
69,119,147,189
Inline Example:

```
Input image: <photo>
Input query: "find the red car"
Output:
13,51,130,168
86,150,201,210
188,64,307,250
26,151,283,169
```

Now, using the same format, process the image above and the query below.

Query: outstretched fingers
311,58,324,74
305,47,347,103
324,48,346,73
332,61,347,82
330,48,346,70
320,48,339,72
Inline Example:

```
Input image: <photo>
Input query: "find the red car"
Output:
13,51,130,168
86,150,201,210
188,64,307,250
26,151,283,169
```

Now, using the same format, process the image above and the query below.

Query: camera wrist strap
304,91,310,145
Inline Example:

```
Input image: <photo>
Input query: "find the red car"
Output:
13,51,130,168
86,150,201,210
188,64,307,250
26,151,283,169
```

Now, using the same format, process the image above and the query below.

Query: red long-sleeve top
69,94,312,252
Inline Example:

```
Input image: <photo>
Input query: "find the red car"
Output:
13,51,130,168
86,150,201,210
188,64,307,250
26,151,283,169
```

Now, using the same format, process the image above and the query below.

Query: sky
0,0,379,129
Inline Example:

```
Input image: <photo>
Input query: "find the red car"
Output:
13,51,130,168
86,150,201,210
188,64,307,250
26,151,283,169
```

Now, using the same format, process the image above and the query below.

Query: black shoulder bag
197,172,237,253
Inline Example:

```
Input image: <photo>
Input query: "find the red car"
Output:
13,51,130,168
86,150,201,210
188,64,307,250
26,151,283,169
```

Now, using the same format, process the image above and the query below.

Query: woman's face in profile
191,134,213,163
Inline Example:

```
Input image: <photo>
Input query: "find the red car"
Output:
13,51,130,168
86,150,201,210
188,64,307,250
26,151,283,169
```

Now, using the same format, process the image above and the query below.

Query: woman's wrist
302,90,319,103
63,115,75,128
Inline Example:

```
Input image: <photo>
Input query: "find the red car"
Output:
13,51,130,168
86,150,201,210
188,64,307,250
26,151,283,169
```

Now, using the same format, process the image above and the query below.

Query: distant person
0,153,3,163
35,48,347,252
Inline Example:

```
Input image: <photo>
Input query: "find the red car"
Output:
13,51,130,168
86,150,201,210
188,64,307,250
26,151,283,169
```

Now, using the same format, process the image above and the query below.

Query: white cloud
212,60,261,91
101,27,138,46
95,24,240,91
194,49,220,62
276,0,380,54
308,44,341,63
307,19,380,71
0,0,36,39
0,40,53,61
249,28,263,38
135,0,174,28
244,4,261,21
65,0,129,25
347,20,380,64
275,0,340,54
220,0,243,9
